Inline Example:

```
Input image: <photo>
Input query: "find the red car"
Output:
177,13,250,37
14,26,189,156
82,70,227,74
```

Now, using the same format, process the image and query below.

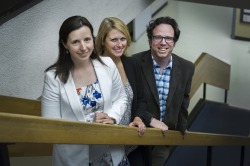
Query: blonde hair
96,17,131,55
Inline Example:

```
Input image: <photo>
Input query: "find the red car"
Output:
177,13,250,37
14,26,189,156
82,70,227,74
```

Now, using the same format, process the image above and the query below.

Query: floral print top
77,79,104,122
77,79,130,166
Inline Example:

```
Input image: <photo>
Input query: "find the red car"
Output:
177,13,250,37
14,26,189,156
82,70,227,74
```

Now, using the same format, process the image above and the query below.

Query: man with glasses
132,16,194,166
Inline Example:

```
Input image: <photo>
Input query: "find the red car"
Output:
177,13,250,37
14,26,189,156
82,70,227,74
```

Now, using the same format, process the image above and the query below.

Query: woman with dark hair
41,16,128,166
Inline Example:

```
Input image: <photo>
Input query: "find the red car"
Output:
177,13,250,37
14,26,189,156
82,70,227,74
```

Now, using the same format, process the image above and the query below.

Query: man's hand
150,118,168,136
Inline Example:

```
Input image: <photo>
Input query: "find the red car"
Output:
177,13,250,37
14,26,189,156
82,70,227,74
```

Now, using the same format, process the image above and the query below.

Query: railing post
240,146,245,166
224,90,228,104
203,83,207,100
207,146,212,166
0,143,10,166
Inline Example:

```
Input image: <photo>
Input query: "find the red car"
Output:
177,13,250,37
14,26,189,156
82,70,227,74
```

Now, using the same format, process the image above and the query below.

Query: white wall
0,0,151,100
128,0,250,111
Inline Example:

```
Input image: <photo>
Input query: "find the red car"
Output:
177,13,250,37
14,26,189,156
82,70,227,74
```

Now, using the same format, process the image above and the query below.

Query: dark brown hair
45,15,103,83
147,16,180,43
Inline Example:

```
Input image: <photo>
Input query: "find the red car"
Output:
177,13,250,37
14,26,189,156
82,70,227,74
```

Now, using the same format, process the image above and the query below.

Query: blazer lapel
64,72,85,122
121,56,135,91
141,51,160,106
92,59,109,111
166,55,181,108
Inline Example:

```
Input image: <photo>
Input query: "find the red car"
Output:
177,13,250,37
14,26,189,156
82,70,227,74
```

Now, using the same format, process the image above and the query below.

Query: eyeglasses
152,35,174,43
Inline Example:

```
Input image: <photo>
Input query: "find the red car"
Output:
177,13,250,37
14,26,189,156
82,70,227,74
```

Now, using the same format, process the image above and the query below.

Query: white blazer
41,56,127,166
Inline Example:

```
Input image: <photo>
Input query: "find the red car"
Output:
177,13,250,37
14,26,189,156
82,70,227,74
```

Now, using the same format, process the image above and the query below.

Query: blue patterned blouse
76,79,104,122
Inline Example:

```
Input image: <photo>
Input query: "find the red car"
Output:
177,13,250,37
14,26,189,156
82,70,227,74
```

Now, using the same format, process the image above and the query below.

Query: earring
66,50,69,54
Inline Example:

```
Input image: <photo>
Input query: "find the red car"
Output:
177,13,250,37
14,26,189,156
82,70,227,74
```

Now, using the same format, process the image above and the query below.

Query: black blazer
133,50,194,133
121,56,152,126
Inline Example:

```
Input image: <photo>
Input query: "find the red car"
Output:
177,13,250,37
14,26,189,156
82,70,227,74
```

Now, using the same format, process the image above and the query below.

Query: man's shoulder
172,54,194,67
131,50,151,59
172,54,194,74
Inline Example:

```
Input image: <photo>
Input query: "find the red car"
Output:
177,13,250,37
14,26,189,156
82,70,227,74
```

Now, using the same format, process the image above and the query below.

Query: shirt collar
152,55,173,69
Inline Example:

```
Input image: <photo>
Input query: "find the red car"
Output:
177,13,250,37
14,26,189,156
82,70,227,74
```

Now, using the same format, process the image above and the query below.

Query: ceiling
177,0,250,9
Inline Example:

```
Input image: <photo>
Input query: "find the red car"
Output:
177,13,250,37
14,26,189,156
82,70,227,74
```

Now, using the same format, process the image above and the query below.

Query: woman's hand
94,112,115,124
149,118,168,136
129,117,146,136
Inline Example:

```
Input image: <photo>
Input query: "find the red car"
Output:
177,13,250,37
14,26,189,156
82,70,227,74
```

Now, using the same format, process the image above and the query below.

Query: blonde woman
96,17,168,166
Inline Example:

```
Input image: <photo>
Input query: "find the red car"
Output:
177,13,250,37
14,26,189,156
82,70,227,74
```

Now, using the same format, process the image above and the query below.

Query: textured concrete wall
0,0,151,100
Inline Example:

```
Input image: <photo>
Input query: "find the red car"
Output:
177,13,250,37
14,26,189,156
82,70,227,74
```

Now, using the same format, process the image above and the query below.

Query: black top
121,55,153,126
